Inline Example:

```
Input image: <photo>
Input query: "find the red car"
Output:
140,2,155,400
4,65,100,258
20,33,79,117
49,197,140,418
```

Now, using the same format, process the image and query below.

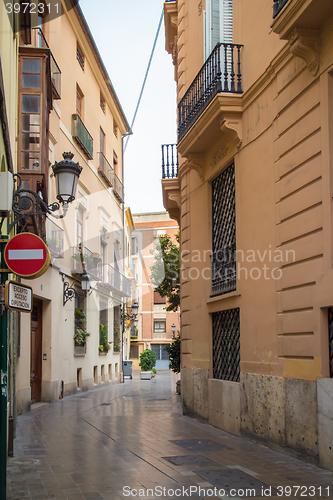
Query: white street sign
5,281,33,313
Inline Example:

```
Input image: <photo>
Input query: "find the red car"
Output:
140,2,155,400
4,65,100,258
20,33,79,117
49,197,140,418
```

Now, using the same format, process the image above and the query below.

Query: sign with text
5,281,32,313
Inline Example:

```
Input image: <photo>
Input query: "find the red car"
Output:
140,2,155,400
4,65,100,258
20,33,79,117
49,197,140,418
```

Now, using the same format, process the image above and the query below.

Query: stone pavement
6,371,333,500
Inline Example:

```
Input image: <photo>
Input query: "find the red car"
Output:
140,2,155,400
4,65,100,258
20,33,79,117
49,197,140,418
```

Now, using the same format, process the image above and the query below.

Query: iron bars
212,308,240,382
178,43,243,142
328,308,333,378
162,144,178,179
211,164,236,296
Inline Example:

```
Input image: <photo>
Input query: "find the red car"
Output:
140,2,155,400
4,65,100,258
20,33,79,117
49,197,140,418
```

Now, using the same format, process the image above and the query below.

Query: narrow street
7,372,333,500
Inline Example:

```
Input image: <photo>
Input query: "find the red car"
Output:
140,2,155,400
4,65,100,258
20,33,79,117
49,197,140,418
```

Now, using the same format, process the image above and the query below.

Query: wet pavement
6,371,333,500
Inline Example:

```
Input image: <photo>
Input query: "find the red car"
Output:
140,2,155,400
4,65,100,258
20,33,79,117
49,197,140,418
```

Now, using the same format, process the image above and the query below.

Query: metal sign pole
0,236,9,500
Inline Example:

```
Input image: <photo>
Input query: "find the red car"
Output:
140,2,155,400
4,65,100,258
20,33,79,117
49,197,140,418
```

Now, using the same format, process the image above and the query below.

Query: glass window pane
23,58,41,73
22,114,40,133
22,95,40,113
29,157,40,170
21,152,30,170
21,133,40,152
161,348,169,361
23,74,40,88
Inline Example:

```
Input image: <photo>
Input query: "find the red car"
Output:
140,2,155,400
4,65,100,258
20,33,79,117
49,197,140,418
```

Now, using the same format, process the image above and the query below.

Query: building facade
163,0,333,470
14,0,131,414
130,212,180,370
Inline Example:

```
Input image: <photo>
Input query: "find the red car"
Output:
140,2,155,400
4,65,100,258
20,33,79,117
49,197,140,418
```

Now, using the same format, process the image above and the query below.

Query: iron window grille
212,308,240,382
328,308,333,378
212,163,236,296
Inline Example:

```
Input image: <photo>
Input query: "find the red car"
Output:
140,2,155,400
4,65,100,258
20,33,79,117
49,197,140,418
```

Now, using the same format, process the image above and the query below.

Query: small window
76,43,84,70
130,345,139,359
76,86,83,118
113,151,118,174
154,320,166,333
113,119,118,138
100,93,106,113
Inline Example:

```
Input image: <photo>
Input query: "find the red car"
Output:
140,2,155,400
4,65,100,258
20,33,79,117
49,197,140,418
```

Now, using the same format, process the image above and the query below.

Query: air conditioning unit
0,172,13,216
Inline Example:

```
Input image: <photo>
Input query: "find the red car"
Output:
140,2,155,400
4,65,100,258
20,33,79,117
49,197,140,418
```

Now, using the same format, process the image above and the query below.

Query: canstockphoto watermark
122,485,263,497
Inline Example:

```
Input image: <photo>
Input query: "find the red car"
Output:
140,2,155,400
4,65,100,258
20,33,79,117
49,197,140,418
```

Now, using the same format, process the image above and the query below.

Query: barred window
212,308,240,382
76,43,84,70
211,163,236,296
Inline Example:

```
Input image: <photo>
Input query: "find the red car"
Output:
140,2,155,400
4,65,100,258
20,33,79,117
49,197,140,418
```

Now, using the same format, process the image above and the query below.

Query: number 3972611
5,3,59,14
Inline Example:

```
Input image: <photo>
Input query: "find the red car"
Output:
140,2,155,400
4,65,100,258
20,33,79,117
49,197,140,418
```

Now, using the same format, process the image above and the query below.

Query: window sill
207,290,241,304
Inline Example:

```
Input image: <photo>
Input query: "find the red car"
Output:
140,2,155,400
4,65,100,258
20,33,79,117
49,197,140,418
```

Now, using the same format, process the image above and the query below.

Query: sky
78,0,177,215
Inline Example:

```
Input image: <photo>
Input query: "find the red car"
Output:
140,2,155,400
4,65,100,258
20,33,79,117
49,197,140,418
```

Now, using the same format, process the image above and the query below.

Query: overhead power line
124,7,164,152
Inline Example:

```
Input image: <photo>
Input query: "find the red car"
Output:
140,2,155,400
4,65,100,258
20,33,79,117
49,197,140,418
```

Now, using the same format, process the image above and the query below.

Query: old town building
163,0,333,470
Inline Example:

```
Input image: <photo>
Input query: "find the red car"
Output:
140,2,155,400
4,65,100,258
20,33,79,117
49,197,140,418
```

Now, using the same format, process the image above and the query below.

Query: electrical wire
124,7,164,152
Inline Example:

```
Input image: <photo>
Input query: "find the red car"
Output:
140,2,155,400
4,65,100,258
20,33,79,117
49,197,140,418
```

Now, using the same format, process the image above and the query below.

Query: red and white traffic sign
4,233,51,279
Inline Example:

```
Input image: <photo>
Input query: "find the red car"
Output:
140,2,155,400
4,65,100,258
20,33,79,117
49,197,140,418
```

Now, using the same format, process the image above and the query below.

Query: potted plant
99,324,111,353
74,308,90,355
164,335,181,393
139,349,157,380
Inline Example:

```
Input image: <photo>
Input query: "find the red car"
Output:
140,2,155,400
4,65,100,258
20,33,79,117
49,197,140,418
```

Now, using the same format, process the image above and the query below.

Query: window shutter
221,0,233,43
205,0,233,60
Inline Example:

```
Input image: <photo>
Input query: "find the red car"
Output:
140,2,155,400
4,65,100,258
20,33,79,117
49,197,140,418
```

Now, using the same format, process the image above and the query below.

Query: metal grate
212,308,240,382
212,164,236,296
328,308,333,378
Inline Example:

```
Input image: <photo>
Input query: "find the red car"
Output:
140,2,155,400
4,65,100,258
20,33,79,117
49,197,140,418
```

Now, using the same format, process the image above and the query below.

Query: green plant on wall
164,335,181,374
74,308,90,346
139,349,157,372
99,324,111,353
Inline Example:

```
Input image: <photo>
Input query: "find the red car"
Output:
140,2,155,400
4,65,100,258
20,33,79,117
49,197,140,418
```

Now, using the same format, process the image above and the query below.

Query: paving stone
162,455,219,467
169,439,233,452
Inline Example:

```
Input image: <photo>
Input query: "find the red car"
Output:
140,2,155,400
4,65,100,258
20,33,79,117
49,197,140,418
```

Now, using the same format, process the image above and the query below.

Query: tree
164,335,181,374
150,233,180,312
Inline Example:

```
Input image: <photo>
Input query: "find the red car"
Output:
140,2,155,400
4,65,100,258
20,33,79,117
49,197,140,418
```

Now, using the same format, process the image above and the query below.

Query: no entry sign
4,233,51,279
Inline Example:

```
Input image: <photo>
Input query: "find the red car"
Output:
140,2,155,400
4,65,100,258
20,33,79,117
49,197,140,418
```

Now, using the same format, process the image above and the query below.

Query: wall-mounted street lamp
63,271,91,306
171,323,176,337
7,152,82,232
121,302,139,326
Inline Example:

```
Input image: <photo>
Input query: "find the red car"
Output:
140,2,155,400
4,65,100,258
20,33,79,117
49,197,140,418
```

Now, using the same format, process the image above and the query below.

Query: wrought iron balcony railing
162,144,178,179
273,0,290,18
45,218,64,258
178,43,243,142
211,243,236,296
98,152,113,187
30,28,61,100
71,245,102,280
111,170,124,203
72,114,93,159
102,264,131,297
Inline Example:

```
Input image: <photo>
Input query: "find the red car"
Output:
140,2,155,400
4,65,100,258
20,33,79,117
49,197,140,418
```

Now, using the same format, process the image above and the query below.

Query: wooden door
30,300,42,403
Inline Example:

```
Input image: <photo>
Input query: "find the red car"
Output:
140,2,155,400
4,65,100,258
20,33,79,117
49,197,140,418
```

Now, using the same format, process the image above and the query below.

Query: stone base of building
181,367,333,471
16,387,32,416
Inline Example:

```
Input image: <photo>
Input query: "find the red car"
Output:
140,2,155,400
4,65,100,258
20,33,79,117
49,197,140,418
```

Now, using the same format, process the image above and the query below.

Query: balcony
101,264,131,297
273,0,290,18
72,114,93,160
45,218,64,259
162,144,178,179
271,0,333,39
178,43,243,142
71,245,102,280
98,152,113,187
111,171,124,203
30,28,61,100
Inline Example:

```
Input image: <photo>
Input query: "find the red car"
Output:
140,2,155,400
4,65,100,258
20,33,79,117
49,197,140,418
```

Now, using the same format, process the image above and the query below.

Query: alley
6,372,333,500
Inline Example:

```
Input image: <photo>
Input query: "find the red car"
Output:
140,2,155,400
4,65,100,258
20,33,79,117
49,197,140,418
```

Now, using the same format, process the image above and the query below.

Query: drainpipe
121,132,132,382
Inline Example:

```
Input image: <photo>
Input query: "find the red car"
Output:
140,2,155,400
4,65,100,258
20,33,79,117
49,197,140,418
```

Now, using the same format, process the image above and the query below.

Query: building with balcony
14,0,131,414
163,0,333,470
130,212,180,370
